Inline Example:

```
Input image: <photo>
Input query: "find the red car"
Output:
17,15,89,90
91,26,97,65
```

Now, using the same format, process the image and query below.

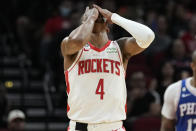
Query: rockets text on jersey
65,40,127,123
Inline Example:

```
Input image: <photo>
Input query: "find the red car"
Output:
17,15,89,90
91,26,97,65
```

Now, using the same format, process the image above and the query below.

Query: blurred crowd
0,0,196,130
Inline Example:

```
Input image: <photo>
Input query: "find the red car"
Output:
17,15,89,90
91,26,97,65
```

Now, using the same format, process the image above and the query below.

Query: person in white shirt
161,50,196,131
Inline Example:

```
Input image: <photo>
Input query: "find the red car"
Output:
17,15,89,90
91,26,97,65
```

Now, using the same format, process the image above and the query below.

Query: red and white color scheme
67,120,126,131
65,40,127,123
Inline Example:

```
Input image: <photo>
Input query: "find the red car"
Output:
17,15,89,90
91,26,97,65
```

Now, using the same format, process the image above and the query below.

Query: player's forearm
160,116,175,131
111,13,155,48
61,18,96,55
69,17,95,46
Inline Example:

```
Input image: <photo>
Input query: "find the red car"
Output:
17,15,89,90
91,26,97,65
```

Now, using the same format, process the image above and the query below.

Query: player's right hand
93,4,113,24
84,6,99,22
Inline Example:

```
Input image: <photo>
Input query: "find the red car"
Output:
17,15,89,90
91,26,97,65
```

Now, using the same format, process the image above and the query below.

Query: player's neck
190,77,196,88
90,32,109,48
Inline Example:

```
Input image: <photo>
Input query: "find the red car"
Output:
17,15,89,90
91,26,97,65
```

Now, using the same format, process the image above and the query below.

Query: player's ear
190,62,195,71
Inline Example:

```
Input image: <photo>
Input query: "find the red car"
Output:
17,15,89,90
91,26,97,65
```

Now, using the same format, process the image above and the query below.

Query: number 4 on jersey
96,79,105,100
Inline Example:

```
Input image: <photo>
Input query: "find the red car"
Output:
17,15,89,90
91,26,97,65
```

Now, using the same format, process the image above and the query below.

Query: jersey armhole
65,49,83,73
114,41,126,76
175,80,184,117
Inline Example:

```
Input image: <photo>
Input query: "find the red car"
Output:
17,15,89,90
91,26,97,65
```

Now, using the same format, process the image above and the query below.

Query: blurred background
0,0,196,131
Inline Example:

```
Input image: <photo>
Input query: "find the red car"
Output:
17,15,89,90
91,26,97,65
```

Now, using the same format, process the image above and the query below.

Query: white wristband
111,13,155,48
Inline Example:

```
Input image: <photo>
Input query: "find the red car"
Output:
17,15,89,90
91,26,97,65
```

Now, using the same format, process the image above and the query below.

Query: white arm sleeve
111,13,155,48
161,82,181,119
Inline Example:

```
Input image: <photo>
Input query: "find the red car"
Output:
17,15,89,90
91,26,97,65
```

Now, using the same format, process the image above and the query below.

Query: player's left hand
93,4,113,24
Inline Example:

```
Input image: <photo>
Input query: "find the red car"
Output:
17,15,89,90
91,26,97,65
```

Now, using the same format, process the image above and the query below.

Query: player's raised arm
93,4,155,61
61,7,99,56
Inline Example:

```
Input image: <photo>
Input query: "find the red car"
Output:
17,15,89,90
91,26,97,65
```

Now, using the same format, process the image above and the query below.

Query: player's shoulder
164,79,183,98
167,80,182,91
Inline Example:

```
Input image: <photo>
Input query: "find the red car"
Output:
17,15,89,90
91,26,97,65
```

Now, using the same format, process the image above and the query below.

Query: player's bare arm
160,116,176,131
61,7,98,70
94,4,155,67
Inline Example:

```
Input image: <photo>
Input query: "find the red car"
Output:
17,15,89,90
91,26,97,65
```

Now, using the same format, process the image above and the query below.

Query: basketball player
61,4,155,131
161,51,196,131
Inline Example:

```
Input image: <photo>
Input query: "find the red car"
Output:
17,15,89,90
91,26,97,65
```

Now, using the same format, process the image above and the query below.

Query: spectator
169,38,191,79
165,1,175,22
147,15,171,55
15,15,40,64
181,15,196,54
126,71,161,130
126,71,160,118
7,110,25,131
44,0,72,36
170,4,189,38
156,61,175,104
146,10,157,32
40,0,73,68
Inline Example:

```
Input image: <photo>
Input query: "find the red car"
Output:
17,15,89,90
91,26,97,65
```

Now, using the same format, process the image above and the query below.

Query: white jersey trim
114,41,126,76
65,49,83,73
